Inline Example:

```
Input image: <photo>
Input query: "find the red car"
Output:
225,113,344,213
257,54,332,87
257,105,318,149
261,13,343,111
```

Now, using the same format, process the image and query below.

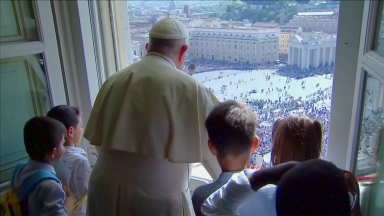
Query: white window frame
0,0,66,106
346,0,384,172
0,0,66,188
327,0,384,171
50,0,101,167
46,0,378,184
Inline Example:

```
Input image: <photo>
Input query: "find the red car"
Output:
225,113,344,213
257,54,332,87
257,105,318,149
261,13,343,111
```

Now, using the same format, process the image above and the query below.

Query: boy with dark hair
193,100,278,216
47,105,91,216
11,117,74,215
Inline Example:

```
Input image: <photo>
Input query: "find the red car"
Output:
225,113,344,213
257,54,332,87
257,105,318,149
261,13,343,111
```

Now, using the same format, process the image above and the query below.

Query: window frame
0,0,67,187
54,0,376,181
346,0,384,172
0,0,67,106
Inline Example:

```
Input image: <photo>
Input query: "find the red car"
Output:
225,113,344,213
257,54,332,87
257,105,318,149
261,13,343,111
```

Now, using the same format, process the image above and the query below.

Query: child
275,159,354,216
202,160,361,216
47,105,91,216
192,100,276,216
271,115,322,165
12,117,74,215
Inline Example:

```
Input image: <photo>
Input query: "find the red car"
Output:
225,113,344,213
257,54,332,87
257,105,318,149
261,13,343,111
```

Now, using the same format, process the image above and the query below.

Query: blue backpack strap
10,161,27,188
17,171,61,201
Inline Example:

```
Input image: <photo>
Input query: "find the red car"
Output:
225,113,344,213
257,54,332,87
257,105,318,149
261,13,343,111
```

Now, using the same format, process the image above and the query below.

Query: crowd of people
183,59,278,74
276,64,335,79
182,60,338,168
248,89,332,168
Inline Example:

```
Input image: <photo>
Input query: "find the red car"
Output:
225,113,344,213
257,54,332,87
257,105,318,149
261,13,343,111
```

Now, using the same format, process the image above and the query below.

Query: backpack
0,162,60,216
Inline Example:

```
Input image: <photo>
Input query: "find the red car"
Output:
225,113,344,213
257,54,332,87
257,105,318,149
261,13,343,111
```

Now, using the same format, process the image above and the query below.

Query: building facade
188,28,279,64
169,0,176,11
278,32,290,54
286,12,339,34
131,41,141,62
184,4,190,18
131,32,149,58
288,32,336,69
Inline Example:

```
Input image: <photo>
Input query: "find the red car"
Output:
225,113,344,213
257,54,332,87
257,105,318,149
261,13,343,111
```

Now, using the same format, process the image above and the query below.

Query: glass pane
127,1,339,176
0,53,51,183
356,74,384,216
373,0,384,56
355,74,383,178
0,0,39,44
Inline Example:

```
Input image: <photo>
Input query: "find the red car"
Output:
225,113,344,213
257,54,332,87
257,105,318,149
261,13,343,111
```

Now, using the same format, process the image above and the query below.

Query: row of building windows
195,33,276,37
191,43,277,49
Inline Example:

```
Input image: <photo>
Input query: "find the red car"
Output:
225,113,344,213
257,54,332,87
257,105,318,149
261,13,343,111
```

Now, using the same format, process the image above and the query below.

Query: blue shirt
12,159,67,216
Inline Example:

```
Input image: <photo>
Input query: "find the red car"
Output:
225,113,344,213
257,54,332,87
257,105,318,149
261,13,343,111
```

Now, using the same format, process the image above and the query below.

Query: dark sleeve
192,187,206,216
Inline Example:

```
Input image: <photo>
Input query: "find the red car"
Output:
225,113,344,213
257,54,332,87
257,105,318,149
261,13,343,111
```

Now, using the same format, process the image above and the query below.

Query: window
373,1,384,57
113,0,351,182
0,0,66,183
348,1,384,213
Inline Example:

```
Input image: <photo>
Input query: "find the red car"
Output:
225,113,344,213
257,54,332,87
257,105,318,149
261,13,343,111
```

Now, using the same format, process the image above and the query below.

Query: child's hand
342,170,361,216
342,170,360,195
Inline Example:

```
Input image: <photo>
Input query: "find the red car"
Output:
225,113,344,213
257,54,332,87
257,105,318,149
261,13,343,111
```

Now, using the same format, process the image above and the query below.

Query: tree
275,14,281,23
286,12,294,21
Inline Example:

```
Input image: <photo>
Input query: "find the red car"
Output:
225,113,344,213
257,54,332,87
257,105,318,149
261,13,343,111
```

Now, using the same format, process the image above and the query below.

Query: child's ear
208,140,218,156
68,127,74,138
50,147,56,159
250,136,259,153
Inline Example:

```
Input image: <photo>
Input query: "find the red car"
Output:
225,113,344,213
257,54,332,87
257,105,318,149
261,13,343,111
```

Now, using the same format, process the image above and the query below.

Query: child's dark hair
205,100,256,157
24,117,66,161
276,159,350,216
47,105,80,129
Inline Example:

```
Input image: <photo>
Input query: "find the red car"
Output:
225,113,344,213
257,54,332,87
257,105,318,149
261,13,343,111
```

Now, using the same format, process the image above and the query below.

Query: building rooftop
297,11,334,16
252,22,279,28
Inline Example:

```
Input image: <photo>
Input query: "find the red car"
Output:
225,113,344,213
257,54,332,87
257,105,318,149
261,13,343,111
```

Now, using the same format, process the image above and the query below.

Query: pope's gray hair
147,37,187,55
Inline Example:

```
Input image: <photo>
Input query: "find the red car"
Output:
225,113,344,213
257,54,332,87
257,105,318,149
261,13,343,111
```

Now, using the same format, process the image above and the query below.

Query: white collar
64,146,87,156
146,52,176,68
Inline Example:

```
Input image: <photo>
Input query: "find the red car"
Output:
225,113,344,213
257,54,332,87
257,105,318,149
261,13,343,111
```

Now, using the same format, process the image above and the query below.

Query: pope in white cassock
84,18,221,216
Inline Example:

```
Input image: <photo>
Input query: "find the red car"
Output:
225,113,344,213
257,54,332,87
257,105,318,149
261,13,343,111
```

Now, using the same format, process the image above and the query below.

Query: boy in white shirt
48,105,91,216
192,100,276,216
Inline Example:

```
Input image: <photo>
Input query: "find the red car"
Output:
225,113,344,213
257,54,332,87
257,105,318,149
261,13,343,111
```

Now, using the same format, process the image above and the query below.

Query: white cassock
84,52,221,216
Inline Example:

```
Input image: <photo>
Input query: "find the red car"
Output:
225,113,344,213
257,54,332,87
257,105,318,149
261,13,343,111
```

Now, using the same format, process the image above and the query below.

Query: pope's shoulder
103,58,210,92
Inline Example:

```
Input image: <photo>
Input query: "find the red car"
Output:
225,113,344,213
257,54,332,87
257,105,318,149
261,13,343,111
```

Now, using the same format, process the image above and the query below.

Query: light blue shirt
53,146,91,216
202,169,277,216
12,159,67,216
